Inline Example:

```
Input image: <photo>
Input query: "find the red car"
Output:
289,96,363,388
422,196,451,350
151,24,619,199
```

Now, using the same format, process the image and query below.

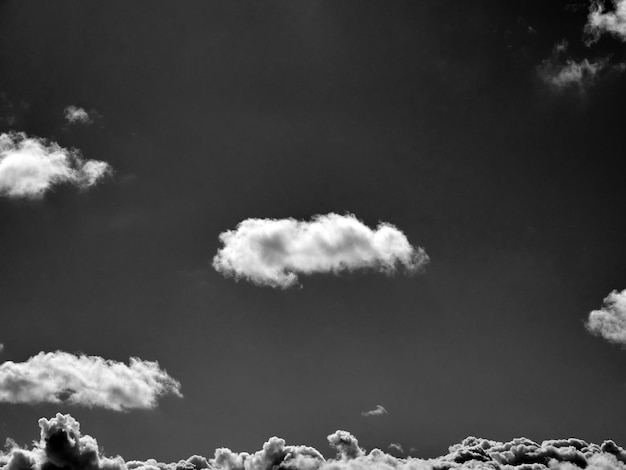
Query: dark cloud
3,416,626,470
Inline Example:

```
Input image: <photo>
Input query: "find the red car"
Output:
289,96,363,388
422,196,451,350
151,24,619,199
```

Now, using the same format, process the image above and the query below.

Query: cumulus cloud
586,289,626,345
0,132,111,199
64,106,93,124
587,0,626,41
3,416,626,470
213,213,429,288
360,405,388,417
0,351,182,411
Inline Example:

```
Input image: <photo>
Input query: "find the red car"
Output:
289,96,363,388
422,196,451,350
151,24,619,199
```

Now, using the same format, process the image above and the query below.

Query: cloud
538,41,607,89
587,0,626,41
64,106,93,124
586,289,626,345
212,213,429,288
360,405,388,417
3,416,626,470
0,132,111,199
0,351,182,411
387,444,404,454
0,343,4,354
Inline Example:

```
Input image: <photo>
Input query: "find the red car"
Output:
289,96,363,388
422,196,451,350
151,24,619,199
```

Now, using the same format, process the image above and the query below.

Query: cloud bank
361,405,388,417
2,415,626,470
64,106,93,124
587,0,626,41
213,213,428,288
0,132,111,199
586,289,626,346
0,351,182,411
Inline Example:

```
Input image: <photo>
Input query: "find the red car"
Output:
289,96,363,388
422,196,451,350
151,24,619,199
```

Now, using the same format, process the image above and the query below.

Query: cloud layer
2,415,626,470
213,213,428,288
0,351,182,411
586,289,626,346
0,132,111,199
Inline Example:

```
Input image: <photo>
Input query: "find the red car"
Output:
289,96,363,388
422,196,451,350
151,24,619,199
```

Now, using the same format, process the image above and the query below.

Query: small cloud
64,106,93,124
360,405,388,417
213,213,429,288
586,0,626,42
0,131,112,199
538,40,607,90
387,443,404,454
586,289,626,346
539,58,606,89
0,344,3,354
0,351,182,411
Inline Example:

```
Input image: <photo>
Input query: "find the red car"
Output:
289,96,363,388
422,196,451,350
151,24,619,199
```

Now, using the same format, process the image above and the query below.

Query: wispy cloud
0,351,182,411
587,0,626,41
0,132,111,199
2,416,626,470
0,343,4,354
213,213,428,288
360,405,388,417
388,443,404,454
64,105,93,124
586,289,626,346
538,40,607,90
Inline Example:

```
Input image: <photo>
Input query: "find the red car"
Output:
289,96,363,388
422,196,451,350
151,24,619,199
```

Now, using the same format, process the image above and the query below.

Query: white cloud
0,351,182,411
0,132,111,199
0,343,4,354
213,213,429,288
360,405,388,417
587,0,626,41
64,105,93,124
586,289,626,345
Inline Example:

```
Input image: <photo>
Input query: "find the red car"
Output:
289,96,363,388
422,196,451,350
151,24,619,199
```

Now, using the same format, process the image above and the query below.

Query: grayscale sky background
1,0,626,462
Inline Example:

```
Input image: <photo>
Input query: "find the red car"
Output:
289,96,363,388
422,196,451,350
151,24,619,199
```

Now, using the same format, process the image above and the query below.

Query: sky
2,0,626,468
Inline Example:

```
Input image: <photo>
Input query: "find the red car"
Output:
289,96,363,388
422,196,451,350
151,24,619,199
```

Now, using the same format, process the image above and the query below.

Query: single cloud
0,132,111,199
586,289,626,346
587,0,626,41
0,343,4,354
387,443,404,454
0,351,182,411
212,213,429,288
64,106,93,124
360,405,388,417
538,41,607,90
3,416,626,470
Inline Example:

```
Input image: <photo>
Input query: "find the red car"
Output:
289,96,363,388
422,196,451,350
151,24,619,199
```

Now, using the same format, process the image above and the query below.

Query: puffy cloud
360,405,388,417
213,213,429,288
587,0,626,41
586,289,626,345
0,132,111,199
0,351,182,411
64,106,92,124
2,415,626,470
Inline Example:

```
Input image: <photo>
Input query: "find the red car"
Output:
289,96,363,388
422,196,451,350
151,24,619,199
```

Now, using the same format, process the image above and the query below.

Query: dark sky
1,0,626,462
